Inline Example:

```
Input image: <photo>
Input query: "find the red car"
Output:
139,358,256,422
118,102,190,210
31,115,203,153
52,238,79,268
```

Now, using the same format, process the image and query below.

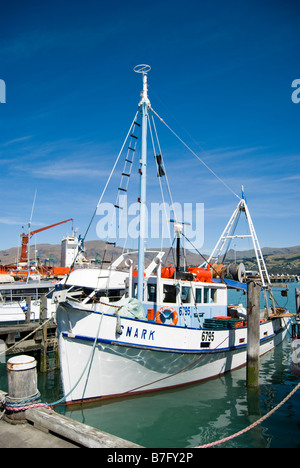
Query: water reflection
52,286,300,448
1,284,299,448
53,338,298,448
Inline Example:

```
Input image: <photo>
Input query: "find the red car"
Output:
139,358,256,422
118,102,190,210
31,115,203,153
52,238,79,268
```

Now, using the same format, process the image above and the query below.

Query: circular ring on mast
134,64,151,74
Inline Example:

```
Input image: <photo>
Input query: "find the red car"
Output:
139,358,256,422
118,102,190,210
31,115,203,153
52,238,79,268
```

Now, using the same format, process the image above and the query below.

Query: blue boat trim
62,324,284,355
212,278,248,291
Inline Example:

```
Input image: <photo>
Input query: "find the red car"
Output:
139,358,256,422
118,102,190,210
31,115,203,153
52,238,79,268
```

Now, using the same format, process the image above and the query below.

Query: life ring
155,306,178,326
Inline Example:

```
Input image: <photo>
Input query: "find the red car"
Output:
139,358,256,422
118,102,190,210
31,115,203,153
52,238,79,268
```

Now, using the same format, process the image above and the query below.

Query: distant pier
269,274,300,283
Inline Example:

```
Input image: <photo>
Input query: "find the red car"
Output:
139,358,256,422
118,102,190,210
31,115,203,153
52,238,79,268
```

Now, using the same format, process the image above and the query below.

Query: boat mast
26,190,37,282
134,64,151,302
207,190,271,287
207,188,276,315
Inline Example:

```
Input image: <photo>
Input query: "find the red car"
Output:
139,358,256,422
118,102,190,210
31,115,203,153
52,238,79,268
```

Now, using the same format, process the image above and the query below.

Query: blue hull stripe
62,329,282,355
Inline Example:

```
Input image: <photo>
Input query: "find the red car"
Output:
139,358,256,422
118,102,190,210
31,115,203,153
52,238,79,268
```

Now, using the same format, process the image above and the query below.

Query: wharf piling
246,280,261,388
296,288,300,318
292,288,300,339
5,355,40,424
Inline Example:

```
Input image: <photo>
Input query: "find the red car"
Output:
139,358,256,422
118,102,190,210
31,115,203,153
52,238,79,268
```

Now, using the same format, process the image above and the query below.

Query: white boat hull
290,339,300,378
0,298,55,323
0,300,39,322
0,280,57,323
57,303,291,404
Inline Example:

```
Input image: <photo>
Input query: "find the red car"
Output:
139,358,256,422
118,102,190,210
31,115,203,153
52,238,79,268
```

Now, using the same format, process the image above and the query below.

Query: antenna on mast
170,219,191,273
134,64,151,107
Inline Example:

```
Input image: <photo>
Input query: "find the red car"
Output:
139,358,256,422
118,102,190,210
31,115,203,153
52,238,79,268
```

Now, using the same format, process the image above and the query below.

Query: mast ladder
115,126,140,209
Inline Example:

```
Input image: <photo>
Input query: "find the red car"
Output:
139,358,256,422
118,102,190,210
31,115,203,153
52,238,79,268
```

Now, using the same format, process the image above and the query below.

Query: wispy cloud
29,159,112,180
1,136,119,181
281,174,300,182
0,217,26,226
1,136,33,147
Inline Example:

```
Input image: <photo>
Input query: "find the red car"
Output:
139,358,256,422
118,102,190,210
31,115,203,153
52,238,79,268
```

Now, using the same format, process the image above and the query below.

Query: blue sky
0,0,299,257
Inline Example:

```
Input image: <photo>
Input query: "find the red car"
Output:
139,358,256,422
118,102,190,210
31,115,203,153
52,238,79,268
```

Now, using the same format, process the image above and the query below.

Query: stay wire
148,113,173,248
181,231,222,281
82,109,140,242
150,107,241,201
62,109,139,285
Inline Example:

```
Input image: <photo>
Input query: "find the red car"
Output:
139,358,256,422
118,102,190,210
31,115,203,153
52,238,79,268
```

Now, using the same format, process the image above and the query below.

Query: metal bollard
5,355,40,423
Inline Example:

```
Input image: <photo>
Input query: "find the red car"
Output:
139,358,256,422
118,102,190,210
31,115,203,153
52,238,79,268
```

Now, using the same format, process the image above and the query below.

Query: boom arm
20,218,73,264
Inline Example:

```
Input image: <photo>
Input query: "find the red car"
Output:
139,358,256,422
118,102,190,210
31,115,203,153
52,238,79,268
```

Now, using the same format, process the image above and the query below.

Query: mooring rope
5,391,53,412
195,380,300,448
44,304,109,407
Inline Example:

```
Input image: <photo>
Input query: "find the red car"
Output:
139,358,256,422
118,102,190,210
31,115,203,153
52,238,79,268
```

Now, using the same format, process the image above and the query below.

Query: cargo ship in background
0,221,89,323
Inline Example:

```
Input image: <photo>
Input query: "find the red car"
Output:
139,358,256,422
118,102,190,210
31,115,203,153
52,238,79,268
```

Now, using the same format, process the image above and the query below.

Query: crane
19,218,73,264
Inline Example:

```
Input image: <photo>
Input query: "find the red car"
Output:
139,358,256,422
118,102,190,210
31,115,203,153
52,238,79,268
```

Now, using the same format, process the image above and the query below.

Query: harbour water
0,282,299,448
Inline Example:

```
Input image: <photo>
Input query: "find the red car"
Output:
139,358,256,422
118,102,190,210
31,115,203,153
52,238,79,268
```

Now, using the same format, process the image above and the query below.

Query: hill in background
0,241,299,275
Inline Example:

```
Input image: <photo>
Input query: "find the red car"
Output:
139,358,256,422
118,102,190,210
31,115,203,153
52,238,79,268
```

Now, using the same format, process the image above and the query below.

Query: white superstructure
61,229,87,268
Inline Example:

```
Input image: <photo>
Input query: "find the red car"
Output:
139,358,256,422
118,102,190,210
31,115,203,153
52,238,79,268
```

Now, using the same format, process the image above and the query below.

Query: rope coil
5,391,41,410
4,391,53,413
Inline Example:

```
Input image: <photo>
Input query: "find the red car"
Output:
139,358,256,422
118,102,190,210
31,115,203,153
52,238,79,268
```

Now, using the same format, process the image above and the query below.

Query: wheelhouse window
211,288,217,303
204,287,210,304
163,284,177,303
203,287,218,304
181,286,191,304
94,288,124,303
195,288,202,304
147,284,156,302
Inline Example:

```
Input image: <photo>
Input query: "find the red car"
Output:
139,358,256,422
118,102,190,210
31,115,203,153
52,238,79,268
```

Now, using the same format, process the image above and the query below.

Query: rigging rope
82,109,140,242
148,114,174,248
45,305,107,407
150,112,179,219
62,109,140,285
150,107,241,200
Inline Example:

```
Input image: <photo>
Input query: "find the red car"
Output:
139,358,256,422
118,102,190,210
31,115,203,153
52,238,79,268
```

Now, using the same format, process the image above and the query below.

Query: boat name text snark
120,325,155,341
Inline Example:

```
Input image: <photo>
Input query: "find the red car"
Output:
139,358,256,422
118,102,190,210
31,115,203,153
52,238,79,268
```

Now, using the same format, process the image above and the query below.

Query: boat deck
268,313,296,319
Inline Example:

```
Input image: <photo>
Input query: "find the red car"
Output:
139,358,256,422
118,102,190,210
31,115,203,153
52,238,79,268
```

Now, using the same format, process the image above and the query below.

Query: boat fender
155,306,178,325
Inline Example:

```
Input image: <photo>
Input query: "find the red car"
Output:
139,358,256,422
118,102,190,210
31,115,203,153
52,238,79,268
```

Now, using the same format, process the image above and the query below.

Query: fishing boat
0,278,57,323
290,302,300,378
290,338,300,378
55,65,292,404
0,220,89,324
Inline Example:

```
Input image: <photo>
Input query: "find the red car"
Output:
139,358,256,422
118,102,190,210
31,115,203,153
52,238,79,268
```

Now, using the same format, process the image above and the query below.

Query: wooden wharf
0,391,142,448
0,318,59,372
